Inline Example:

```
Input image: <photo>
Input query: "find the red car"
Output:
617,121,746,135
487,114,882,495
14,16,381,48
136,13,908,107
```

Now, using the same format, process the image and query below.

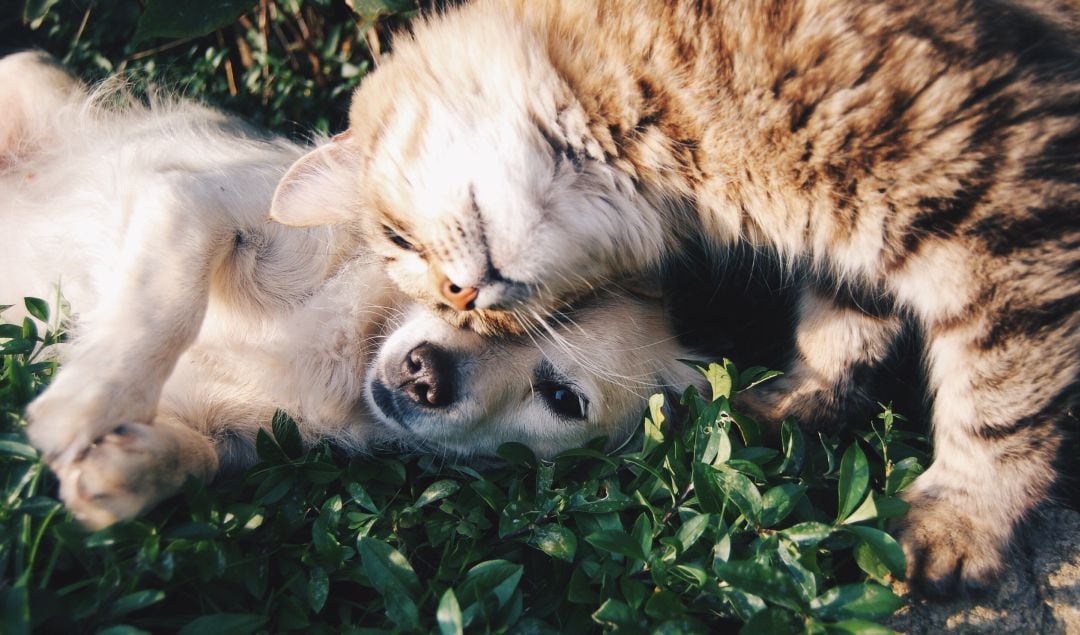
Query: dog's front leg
26,170,239,520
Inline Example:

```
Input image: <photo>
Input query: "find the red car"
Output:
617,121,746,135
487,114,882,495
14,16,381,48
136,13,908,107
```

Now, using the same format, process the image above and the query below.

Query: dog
0,52,705,529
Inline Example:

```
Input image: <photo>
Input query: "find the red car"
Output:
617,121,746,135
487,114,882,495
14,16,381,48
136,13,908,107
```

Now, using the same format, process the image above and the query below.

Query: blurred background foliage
2,0,434,137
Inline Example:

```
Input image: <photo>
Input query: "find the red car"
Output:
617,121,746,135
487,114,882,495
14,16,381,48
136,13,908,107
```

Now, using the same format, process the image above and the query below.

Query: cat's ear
270,132,360,226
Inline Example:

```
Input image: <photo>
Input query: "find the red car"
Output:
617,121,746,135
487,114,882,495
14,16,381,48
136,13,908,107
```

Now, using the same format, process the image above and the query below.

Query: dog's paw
53,422,189,529
894,490,1009,599
24,373,149,467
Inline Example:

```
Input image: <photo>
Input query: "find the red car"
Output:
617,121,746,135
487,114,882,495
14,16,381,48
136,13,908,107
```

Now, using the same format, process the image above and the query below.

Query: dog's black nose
399,343,455,408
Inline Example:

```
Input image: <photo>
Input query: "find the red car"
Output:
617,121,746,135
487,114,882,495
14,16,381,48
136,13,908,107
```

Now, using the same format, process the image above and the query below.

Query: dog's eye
383,224,417,251
537,381,588,420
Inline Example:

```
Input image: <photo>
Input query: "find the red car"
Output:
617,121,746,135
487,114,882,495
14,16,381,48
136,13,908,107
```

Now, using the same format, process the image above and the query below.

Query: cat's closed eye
382,224,417,252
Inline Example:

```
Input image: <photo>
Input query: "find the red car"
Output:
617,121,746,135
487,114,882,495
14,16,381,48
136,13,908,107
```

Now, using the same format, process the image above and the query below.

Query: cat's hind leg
736,284,904,432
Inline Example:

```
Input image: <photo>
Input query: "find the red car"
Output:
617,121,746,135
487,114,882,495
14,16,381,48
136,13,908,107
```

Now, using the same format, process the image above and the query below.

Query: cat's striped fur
270,0,1080,596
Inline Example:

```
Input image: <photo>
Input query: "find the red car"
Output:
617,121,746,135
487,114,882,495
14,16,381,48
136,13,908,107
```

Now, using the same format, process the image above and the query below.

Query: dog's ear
270,132,360,226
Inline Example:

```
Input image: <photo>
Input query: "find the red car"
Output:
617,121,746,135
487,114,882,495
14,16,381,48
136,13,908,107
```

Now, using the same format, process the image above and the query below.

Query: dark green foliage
0,300,928,633
4,0,419,137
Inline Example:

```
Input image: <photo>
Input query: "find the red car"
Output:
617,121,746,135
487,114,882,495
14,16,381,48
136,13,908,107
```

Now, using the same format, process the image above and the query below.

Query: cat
268,0,1080,597
1,51,703,528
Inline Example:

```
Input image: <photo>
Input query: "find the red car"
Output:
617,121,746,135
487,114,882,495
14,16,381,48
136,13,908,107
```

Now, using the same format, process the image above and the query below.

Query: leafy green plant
9,0,418,136
0,298,928,633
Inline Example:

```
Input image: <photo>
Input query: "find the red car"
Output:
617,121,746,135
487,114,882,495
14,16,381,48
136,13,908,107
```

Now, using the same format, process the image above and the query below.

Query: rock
887,506,1080,634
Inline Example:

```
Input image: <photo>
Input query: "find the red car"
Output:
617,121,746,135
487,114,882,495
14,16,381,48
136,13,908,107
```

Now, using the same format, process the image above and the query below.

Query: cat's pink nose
440,278,478,311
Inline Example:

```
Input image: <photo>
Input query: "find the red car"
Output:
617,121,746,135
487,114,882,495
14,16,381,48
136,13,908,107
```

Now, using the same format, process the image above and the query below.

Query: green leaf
885,457,924,495
584,530,646,561
760,484,806,528
699,361,733,400
780,522,834,547
496,442,537,468
810,583,905,621
22,0,61,29
644,589,686,620
825,619,897,634
873,496,909,520
0,439,38,460
671,563,709,587
347,482,380,514
357,537,421,631
738,607,800,635
644,392,667,454
592,599,643,630
23,297,48,323
3,586,29,635
730,411,764,447
469,479,507,511
693,461,728,514
308,566,329,613
109,590,165,617
705,464,762,525
840,491,878,525
528,524,577,562
177,614,268,635
254,429,288,464
631,513,653,563
844,526,906,579
457,560,524,626
271,410,303,458
836,444,869,522
695,402,728,465
438,588,464,635
736,367,784,392
348,0,414,21
853,541,892,585
133,0,258,44
98,627,152,635
776,539,818,602
778,418,806,476
414,479,461,508
714,560,807,611
675,512,711,552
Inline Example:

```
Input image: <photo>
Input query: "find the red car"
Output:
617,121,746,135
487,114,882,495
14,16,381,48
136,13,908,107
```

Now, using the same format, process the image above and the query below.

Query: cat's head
269,6,670,334
363,288,707,458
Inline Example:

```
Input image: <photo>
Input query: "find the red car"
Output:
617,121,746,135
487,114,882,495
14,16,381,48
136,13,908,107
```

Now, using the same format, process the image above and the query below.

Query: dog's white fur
0,52,704,529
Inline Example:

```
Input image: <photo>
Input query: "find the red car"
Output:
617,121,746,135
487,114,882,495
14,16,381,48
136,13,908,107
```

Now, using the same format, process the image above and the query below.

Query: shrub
0,298,927,633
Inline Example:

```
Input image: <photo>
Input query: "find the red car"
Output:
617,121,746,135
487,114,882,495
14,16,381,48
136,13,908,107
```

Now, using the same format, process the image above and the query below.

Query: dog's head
364,289,706,458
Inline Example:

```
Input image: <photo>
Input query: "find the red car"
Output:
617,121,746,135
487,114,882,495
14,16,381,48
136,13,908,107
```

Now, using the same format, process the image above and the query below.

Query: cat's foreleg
736,284,903,431
897,319,1074,596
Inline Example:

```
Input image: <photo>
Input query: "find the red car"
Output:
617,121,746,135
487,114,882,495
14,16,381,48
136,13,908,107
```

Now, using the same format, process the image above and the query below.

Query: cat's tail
0,51,84,170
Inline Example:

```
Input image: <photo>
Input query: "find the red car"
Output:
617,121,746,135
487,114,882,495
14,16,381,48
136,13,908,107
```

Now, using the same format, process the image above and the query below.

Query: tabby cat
270,0,1080,596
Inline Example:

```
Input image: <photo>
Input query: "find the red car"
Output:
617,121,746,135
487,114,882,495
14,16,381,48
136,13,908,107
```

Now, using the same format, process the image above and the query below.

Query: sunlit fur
279,0,1080,596
1,52,705,529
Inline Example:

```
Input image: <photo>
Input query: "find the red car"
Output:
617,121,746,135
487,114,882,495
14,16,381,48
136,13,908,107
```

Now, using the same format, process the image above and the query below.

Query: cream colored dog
0,52,703,529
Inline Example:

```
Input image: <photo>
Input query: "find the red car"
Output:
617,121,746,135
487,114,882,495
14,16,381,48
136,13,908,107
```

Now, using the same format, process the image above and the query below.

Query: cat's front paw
734,376,839,433
53,422,191,529
895,488,1010,599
